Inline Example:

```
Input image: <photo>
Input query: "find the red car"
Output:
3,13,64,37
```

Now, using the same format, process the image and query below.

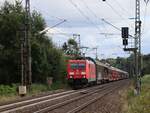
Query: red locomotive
67,57,128,88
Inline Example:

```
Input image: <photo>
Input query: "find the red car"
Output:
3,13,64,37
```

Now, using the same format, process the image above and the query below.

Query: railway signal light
123,39,128,45
122,27,129,46
122,27,129,38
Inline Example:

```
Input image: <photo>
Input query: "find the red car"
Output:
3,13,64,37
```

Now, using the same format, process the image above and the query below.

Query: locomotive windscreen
70,63,85,69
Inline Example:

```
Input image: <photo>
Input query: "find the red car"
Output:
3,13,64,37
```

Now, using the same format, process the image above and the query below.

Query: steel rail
34,81,124,113
0,90,75,112
1,84,108,113
67,82,126,113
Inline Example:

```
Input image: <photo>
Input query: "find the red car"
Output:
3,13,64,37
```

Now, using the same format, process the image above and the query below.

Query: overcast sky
0,0,150,59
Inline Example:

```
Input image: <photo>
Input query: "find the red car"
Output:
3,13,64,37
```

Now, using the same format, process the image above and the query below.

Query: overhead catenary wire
81,0,126,36
101,19,134,38
33,0,133,38
81,0,108,33
101,19,121,31
98,0,135,30
144,0,150,5
114,0,133,16
105,1,125,20
107,1,135,30
98,0,127,21
142,1,149,36
80,0,132,40
32,6,78,43
32,6,73,29
68,0,102,33
96,0,135,38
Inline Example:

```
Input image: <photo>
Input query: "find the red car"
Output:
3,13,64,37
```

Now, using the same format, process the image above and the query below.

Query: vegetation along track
0,80,128,113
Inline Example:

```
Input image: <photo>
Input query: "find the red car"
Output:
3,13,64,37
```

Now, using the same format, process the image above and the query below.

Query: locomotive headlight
82,75,86,78
69,72,74,75
81,72,86,75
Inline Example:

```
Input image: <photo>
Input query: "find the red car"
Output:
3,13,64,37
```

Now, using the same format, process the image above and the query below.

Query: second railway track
0,80,129,113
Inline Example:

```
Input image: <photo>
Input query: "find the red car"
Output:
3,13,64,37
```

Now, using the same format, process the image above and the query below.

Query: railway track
0,89,66,106
0,83,106,113
0,90,75,112
0,80,129,113
67,80,129,113
36,80,128,113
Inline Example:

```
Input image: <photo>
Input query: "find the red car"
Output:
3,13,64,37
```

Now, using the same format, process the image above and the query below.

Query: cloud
1,0,150,58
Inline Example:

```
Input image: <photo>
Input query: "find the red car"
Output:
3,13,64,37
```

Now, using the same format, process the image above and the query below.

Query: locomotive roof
69,59,86,62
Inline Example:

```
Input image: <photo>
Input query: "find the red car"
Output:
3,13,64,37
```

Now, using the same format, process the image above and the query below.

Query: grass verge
123,75,150,113
0,81,68,103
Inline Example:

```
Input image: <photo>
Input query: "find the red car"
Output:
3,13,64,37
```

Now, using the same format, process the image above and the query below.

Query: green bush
50,81,65,90
30,84,48,94
30,81,68,94
0,84,17,96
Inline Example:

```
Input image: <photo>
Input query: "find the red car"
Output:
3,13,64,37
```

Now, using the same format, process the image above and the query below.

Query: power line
105,1,125,20
141,3,148,36
99,0,134,29
98,0,126,20
101,18,121,31
114,0,132,16
32,6,73,29
81,0,125,34
101,19,134,38
81,0,108,32
81,0,133,39
81,0,98,19
106,1,134,30
144,0,150,5
70,1,131,38
68,0,102,32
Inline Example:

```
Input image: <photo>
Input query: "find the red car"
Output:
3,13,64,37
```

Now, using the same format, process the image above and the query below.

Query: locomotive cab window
70,63,85,69
70,64,78,69
78,64,85,69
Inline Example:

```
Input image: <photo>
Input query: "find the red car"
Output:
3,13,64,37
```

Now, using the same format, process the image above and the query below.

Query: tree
0,1,66,84
0,1,25,84
142,54,150,75
102,56,133,78
62,38,81,57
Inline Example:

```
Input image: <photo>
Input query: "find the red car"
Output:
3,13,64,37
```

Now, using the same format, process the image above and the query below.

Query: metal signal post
120,0,142,95
123,0,142,95
135,0,141,95
19,0,32,95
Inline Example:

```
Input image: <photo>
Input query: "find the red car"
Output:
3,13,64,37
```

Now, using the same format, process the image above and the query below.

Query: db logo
76,70,79,74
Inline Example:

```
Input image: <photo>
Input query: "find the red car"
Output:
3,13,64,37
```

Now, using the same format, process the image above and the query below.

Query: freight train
67,57,128,88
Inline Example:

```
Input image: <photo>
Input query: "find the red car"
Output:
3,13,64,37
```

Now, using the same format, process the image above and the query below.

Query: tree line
102,54,150,77
0,1,67,84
